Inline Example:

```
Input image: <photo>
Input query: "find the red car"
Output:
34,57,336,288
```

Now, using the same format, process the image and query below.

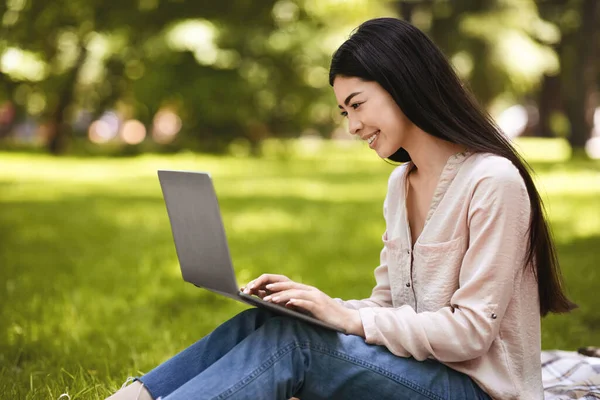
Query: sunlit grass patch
512,137,572,162
0,139,599,398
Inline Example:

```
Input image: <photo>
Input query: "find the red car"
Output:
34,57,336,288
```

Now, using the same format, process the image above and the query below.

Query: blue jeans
139,308,490,400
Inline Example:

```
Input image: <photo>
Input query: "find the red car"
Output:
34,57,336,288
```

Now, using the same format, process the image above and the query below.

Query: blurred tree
395,0,562,116
0,0,391,154
0,0,286,153
537,0,599,150
395,0,599,151
0,0,597,155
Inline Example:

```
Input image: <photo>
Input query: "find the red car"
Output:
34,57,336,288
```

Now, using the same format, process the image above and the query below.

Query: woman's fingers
240,287,270,298
286,298,315,313
265,281,313,293
243,274,290,294
264,288,317,304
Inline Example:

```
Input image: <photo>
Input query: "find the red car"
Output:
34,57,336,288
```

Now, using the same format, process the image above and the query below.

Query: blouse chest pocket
412,237,466,312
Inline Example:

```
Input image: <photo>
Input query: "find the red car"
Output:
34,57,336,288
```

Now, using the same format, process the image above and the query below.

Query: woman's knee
260,314,339,345
235,307,278,327
236,310,340,347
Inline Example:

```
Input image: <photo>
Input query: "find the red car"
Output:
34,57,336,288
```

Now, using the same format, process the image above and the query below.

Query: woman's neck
405,133,466,181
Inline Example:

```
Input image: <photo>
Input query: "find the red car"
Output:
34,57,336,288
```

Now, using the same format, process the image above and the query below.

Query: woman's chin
376,148,394,159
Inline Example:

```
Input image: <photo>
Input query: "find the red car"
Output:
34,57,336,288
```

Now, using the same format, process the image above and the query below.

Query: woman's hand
242,274,292,299
244,275,364,336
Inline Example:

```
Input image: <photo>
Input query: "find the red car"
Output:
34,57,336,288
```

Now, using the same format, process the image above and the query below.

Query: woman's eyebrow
338,91,363,109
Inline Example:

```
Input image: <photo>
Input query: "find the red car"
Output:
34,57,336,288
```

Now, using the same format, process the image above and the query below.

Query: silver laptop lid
157,170,240,297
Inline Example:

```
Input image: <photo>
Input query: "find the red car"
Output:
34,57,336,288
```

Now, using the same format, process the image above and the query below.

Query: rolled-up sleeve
358,167,531,362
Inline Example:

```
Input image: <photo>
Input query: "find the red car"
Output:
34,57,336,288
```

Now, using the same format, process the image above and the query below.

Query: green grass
1,138,599,399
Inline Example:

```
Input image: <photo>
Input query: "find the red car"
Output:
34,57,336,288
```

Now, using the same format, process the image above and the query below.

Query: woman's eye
339,102,362,117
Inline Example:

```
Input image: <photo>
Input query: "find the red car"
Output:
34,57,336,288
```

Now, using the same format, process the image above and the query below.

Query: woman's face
332,76,414,159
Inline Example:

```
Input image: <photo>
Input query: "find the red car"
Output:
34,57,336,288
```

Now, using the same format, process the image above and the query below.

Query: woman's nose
348,116,363,136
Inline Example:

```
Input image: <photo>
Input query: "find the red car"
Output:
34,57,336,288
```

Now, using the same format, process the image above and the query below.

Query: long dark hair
329,17,576,316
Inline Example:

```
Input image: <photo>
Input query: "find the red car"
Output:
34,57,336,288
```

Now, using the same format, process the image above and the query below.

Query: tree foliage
0,0,597,154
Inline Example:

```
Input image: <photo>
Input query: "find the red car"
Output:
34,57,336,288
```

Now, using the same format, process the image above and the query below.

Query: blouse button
405,282,411,288
491,313,497,319
406,249,410,254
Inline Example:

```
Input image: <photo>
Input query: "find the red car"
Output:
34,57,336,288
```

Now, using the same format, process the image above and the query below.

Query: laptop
157,170,345,333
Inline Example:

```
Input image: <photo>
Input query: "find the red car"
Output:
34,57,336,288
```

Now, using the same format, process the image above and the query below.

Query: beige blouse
339,151,542,400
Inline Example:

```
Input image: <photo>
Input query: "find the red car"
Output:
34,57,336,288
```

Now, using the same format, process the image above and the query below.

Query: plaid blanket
542,349,600,399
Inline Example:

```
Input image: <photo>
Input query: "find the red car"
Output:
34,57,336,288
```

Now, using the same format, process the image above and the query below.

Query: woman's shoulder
460,153,530,207
464,152,524,185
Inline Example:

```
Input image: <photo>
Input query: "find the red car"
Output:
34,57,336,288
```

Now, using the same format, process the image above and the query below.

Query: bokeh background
0,0,599,398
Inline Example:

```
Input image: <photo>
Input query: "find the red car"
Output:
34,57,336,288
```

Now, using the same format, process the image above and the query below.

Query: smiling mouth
366,131,379,145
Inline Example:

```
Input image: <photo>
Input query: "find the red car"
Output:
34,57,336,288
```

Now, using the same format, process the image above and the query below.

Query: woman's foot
106,380,153,400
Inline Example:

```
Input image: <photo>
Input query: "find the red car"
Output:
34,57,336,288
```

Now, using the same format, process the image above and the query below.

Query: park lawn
0,140,599,399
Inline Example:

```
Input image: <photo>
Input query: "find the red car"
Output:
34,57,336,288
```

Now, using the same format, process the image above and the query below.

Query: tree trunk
561,0,598,149
396,0,416,22
46,44,88,155
536,74,562,138
0,72,18,139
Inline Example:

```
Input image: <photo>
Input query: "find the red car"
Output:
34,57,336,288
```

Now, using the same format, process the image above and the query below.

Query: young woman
108,17,575,400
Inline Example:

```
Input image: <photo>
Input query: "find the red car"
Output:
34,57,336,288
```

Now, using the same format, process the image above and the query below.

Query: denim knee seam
214,341,300,400
307,343,445,400
213,339,444,400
